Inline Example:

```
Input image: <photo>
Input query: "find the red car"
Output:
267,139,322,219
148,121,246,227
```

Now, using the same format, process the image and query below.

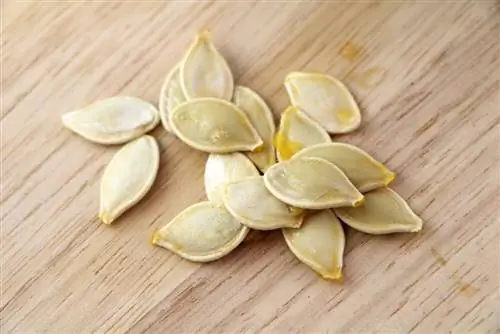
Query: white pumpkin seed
158,64,186,132
170,98,263,153
285,72,361,134
62,96,159,145
293,142,395,192
204,153,259,206
222,176,305,230
233,86,276,172
180,31,234,100
99,135,159,224
283,210,345,280
152,201,249,262
274,106,330,161
263,157,364,209
334,187,423,234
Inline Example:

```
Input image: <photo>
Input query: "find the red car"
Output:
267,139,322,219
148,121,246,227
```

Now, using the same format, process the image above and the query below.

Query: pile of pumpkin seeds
62,32,422,280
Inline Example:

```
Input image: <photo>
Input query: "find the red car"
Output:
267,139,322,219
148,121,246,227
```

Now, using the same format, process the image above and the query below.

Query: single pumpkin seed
158,63,187,132
170,98,263,153
274,106,330,161
204,153,259,206
334,187,423,234
222,176,305,230
293,142,395,192
283,209,345,280
180,31,234,100
99,135,159,224
263,157,364,209
62,96,159,145
152,201,249,262
233,85,276,172
285,72,361,134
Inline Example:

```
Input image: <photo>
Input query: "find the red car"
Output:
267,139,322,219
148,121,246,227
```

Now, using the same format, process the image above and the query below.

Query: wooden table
2,1,498,333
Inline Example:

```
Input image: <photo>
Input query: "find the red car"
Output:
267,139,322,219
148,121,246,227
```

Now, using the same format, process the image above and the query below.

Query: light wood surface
2,1,499,333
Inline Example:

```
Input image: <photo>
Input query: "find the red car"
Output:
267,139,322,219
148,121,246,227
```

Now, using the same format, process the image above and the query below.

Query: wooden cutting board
2,1,498,332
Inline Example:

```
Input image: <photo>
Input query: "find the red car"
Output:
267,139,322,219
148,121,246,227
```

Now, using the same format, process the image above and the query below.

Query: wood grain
1,1,499,333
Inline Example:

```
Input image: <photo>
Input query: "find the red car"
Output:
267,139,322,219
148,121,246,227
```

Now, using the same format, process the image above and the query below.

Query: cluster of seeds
62,32,422,280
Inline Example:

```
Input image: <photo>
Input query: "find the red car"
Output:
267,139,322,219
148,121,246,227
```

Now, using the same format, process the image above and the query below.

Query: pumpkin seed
285,72,361,134
180,31,234,101
170,98,263,153
293,142,395,192
274,106,330,161
62,96,159,145
158,64,186,132
204,153,259,206
233,85,276,172
99,135,159,224
334,187,423,234
283,210,345,280
263,157,364,209
222,176,305,230
152,201,249,262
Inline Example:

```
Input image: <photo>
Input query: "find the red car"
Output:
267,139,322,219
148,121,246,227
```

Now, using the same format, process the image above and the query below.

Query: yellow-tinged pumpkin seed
293,142,395,192
152,201,249,262
170,98,263,153
159,64,186,132
222,176,305,230
204,153,259,206
99,135,159,224
334,187,423,234
233,86,276,172
62,96,159,145
274,106,330,161
283,210,345,280
285,72,361,134
180,31,234,100
263,157,364,209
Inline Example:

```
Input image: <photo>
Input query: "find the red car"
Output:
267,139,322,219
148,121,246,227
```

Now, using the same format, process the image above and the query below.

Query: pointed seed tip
252,142,265,152
322,269,343,282
197,30,212,40
99,212,112,225
335,274,344,284
151,231,161,245
353,196,365,207
385,171,396,184
412,223,423,233
61,112,72,124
